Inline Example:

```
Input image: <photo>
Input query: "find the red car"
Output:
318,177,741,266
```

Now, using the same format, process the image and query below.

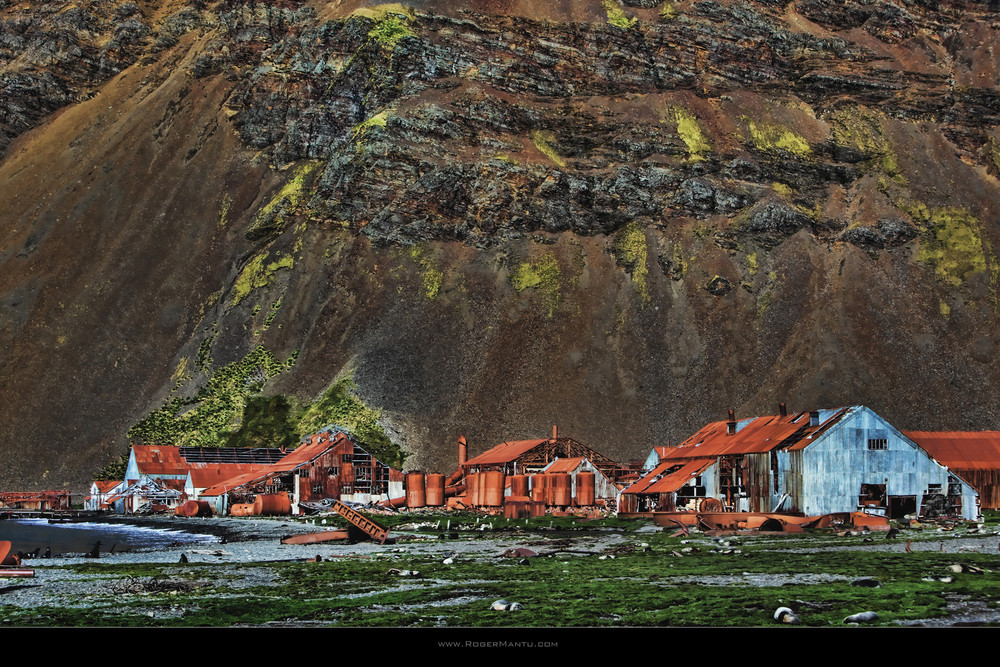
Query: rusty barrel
230,503,256,516
576,471,596,506
551,473,572,506
175,500,213,517
509,475,529,498
425,473,445,506
482,470,505,507
254,493,291,516
406,472,426,508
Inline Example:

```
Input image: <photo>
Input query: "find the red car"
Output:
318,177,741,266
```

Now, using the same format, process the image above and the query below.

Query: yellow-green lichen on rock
828,106,902,179
668,106,711,161
602,0,638,29
246,162,320,242
408,244,445,301
907,205,988,287
612,222,651,302
746,119,811,158
231,252,295,307
512,252,562,316
530,130,567,168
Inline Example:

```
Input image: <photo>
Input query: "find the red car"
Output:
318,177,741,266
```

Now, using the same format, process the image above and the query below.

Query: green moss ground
6,517,999,628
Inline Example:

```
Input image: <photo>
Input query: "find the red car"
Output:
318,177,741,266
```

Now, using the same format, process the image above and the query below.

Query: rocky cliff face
2,0,1000,491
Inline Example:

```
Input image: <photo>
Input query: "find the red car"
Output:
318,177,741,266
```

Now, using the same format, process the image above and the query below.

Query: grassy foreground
3,513,999,628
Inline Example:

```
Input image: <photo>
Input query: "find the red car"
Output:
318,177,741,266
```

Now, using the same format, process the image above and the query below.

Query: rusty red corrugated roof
463,439,549,467
543,457,586,473
904,431,1000,470
623,458,715,494
132,445,189,475
93,480,122,493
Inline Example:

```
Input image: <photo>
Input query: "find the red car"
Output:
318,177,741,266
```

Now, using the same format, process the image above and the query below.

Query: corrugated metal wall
785,407,979,519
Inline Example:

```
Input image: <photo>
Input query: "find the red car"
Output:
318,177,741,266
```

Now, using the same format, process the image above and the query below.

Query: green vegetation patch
367,13,414,51
511,252,562,316
746,119,812,158
295,376,405,468
127,346,295,448
612,222,651,302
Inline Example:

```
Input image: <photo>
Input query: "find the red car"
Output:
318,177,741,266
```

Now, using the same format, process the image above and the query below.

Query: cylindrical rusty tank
230,502,256,516
425,473,445,506
510,474,529,498
530,474,548,503
176,500,213,517
406,472,426,508
466,472,481,507
576,472,596,506
551,473,572,506
482,470,505,507
253,493,291,516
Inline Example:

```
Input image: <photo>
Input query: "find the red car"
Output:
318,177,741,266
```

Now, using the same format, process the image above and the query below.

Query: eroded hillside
2,0,1000,490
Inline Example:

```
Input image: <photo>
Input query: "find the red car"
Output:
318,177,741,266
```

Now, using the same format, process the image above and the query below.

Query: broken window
867,438,888,450
858,483,886,508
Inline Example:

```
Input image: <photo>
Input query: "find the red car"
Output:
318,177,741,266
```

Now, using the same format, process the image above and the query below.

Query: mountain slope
2,0,1000,491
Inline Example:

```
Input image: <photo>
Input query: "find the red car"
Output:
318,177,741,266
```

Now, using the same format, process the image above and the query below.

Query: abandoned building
435,428,626,512
904,431,1000,510
0,491,72,511
85,480,125,511
620,405,981,521
199,426,404,516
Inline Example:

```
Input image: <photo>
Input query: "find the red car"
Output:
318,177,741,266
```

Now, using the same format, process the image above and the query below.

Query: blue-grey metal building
624,405,980,520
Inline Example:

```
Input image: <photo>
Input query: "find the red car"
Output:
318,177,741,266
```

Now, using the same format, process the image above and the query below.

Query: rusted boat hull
280,530,350,545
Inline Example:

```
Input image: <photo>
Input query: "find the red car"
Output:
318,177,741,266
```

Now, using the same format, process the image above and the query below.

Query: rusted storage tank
551,473,572,506
510,475,529,498
530,474,548,503
576,472,595,506
466,472,481,507
176,500,213,517
406,472,426,508
230,503,256,516
425,473,445,506
482,470,505,507
254,493,291,516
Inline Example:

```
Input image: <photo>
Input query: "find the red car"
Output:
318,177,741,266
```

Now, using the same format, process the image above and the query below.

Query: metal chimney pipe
458,436,467,468
779,402,787,417
727,409,736,435
552,425,558,441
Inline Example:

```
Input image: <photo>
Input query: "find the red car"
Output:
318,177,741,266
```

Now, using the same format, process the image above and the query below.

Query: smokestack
458,436,467,468
809,410,820,427
779,402,787,417
552,425,558,441
727,409,736,436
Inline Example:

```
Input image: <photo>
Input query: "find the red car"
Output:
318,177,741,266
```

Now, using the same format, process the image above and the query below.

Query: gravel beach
4,515,1000,627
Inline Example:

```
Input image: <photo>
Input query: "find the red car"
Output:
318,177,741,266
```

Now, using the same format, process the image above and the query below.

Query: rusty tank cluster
393,433,610,517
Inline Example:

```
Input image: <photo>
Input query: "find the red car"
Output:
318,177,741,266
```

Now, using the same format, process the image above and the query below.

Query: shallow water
0,518,219,557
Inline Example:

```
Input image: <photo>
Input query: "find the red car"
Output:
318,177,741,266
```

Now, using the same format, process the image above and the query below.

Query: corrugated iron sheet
622,458,714,495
